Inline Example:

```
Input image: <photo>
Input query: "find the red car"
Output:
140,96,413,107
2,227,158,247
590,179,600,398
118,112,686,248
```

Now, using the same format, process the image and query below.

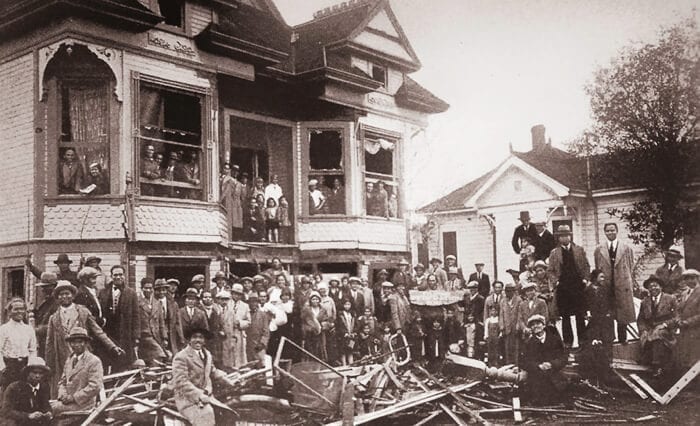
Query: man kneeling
519,314,568,404
172,327,237,426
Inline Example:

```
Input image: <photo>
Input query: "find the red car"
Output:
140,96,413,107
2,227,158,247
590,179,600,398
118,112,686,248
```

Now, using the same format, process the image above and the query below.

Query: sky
272,0,699,209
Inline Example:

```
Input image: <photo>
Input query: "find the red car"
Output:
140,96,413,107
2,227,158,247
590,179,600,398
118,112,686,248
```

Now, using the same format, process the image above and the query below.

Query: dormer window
371,64,387,87
158,0,184,28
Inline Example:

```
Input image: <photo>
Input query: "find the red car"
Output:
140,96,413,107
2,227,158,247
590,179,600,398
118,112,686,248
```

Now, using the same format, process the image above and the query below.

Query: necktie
72,356,78,369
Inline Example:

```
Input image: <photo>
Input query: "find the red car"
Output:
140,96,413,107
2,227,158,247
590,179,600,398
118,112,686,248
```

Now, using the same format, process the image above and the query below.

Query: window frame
133,73,212,203
360,125,402,219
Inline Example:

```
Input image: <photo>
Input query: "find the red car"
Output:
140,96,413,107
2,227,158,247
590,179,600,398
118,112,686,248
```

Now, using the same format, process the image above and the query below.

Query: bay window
363,129,400,218
308,129,346,215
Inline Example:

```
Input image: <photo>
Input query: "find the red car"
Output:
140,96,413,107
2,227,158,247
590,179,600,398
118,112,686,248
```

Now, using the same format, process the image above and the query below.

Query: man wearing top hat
51,327,104,416
469,262,491,298
655,246,685,294
0,298,37,388
172,327,238,426
547,224,591,348
512,211,539,255
46,281,123,396
1,356,53,425
34,273,59,359
26,254,78,287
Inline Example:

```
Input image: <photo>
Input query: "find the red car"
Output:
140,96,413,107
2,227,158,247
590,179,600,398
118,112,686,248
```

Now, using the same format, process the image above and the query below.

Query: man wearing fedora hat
637,275,678,377
74,267,106,328
1,356,53,425
655,246,685,294
172,327,237,426
26,254,78,287
218,287,250,370
428,257,448,287
137,278,168,366
512,211,539,255
180,288,209,342
154,279,185,356
46,281,122,396
51,327,104,416
0,298,38,388
34,273,59,359
548,224,591,348
210,271,228,298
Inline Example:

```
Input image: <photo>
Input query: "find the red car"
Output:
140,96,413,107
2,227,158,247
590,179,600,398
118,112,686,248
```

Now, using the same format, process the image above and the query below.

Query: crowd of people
1,218,698,422
140,144,201,199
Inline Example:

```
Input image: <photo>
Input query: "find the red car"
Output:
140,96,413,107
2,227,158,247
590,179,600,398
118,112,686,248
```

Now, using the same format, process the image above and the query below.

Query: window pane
309,130,342,170
365,147,393,176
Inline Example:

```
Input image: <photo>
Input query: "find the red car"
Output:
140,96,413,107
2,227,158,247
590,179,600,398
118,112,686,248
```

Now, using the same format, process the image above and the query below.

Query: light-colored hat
53,280,77,297
398,259,410,266
216,290,232,299
527,314,546,326
533,260,548,271
381,281,394,288
22,356,50,375
253,275,265,282
77,267,99,281
308,179,319,186
232,284,245,294
166,278,180,286
309,291,321,301
348,277,362,284
65,326,91,342
154,278,169,289
445,255,457,261
317,281,329,290
414,263,425,271
504,281,517,289
466,281,479,289
241,276,253,283
522,281,537,291
184,288,199,298
36,272,58,287
665,246,684,259
212,271,226,282
681,269,700,278
555,224,572,235
191,274,205,283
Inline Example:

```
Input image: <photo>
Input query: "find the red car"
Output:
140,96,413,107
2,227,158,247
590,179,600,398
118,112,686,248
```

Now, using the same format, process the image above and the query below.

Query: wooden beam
512,397,522,422
80,374,138,426
614,370,648,400
408,371,467,426
628,374,665,404
275,366,336,407
121,394,188,422
413,410,442,426
661,360,700,405
417,366,488,424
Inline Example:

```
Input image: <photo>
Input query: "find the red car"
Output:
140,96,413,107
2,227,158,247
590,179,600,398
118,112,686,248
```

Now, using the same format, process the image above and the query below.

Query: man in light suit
51,327,103,416
593,223,636,344
172,328,237,426
548,225,591,347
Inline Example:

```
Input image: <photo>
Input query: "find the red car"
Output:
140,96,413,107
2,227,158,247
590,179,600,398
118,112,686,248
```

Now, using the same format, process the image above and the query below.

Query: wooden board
409,289,466,306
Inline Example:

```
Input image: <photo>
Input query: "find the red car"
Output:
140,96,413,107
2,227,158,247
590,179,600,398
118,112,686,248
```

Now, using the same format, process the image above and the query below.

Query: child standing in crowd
265,198,280,243
443,308,462,348
337,299,357,365
484,305,501,366
358,307,377,335
357,323,379,360
426,318,445,371
277,196,291,243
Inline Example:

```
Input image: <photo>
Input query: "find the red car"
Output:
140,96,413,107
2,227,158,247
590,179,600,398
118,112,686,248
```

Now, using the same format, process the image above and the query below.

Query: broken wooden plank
80,374,138,426
326,382,480,426
275,366,336,407
383,362,407,391
368,371,388,412
417,366,488,424
612,360,651,372
512,397,523,422
413,410,442,426
660,359,700,405
408,371,467,426
121,394,188,422
614,370,648,400
628,374,665,404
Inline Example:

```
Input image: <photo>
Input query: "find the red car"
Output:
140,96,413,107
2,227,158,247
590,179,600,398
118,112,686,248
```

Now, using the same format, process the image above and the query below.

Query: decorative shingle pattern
298,219,406,247
134,205,225,242
44,204,125,240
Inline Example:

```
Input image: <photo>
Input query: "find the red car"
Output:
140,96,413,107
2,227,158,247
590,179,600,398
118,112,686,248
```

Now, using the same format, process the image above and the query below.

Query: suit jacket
138,296,167,342
678,287,700,367
2,380,52,424
348,290,365,315
172,346,228,412
548,244,590,285
58,351,103,411
429,266,448,286
99,285,140,364
483,292,504,323
468,272,491,298
158,297,184,354
387,293,410,332
361,287,375,316
637,293,678,348
512,224,539,254
462,294,485,325
179,306,209,339
534,230,556,261
655,264,685,293
517,298,549,332
74,286,105,327
499,295,522,335
593,241,636,323
300,305,327,337
246,309,270,352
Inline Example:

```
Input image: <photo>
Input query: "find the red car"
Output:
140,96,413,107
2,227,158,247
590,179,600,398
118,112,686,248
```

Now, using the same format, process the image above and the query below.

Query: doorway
151,261,208,303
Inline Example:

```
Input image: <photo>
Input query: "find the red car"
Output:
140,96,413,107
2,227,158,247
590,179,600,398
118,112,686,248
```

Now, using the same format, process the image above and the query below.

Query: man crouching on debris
519,314,568,405
172,327,237,426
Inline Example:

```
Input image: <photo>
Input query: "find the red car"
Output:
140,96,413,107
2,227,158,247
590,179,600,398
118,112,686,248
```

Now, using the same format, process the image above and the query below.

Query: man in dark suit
74,267,106,327
468,262,491,298
519,315,568,405
655,246,685,294
99,265,140,372
1,356,53,425
33,273,59,359
637,276,678,377
548,225,590,347
155,279,185,356
512,211,539,255
348,277,365,315
26,254,79,286
534,220,556,261
179,289,209,341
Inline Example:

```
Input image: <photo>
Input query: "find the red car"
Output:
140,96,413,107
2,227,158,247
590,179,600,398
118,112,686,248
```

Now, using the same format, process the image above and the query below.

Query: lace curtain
67,85,108,171
364,137,395,155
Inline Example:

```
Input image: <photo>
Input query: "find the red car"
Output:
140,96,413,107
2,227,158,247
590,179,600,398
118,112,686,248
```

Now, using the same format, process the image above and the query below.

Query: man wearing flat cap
1,356,53,425
180,288,209,342
677,269,700,368
468,262,491,298
190,274,206,299
547,224,590,348
637,275,678,377
210,271,228,298
26,254,78,287
519,315,568,405
74,267,106,328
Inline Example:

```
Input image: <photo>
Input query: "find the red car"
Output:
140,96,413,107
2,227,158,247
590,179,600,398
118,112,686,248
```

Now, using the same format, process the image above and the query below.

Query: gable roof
418,168,498,214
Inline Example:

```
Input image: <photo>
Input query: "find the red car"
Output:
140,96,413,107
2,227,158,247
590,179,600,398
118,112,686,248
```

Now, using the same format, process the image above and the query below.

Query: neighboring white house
415,125,699,284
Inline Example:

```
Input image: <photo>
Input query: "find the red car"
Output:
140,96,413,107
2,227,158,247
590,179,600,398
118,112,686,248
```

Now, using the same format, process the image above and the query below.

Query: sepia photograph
0,0,698,424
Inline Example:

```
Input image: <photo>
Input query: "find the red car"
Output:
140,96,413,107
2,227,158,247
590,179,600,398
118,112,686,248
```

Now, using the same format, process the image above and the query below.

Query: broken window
363,130,399,218
138,84,204,200
158,0,184,27
308,130,345,215
371,64,387,87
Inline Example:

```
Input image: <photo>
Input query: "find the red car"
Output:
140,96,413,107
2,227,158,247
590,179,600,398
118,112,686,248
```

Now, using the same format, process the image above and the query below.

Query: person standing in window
388,187,398,218
83,163,108,195
265,198,280,243
365,182,375,215
58,148,84,194
327,178,345,214
264,174,283,205
308,179,325,215
178,151,200,199
371,181,389,218
277,196,291,244
220,163,244,241
141,144,160,196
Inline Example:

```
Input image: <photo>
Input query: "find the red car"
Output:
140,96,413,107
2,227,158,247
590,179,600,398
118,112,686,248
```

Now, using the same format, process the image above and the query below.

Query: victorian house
0,0,447,305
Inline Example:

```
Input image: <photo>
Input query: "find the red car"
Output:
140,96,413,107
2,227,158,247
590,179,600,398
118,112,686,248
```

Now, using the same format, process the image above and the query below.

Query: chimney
531,124,546,151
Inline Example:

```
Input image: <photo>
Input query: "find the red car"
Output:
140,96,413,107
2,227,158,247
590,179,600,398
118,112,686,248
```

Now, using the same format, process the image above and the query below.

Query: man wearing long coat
677,269,700,368
387,284,410,333
220,166,244,239
218,288,250,369
594,223,636,343
548,225,590,347
154,280,185,355
99,265,140,371
138,282,168,365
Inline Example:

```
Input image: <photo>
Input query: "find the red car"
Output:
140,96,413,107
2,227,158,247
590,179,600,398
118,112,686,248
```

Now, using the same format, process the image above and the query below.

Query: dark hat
184,327,212,341
53,254,73,265
413,263,425,271
36,272,58,287
53,281,78,298
154,278,169,289
398,259,410,266
84,256,102,265
212,271,227,282
519,211,531,221
430,257,443,264
506,268,520,275
65,326,91,342
555,224,572,236
643,275,664,289
141,277,154,286
22,356,50,375
329,278,340,285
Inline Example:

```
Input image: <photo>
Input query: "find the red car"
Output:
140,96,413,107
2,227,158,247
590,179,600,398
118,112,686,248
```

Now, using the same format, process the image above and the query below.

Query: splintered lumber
80,374,138,426
413,410,442,426
325,382,480,426
341,382,354,426
368,371,388,412
274,366,335,407
383,362,407,391
121,394,188,421
417,366,488,425
659,360,700,405
614,370,648,400
512,397,522,422
629,374,665,404
408,371,467,426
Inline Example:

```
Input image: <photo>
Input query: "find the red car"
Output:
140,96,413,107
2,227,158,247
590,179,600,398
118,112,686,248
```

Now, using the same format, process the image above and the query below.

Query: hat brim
54,260,73,264
23,365,50,375
36,282,57,287
664,250,683,258
52,286,77,298
184,328,212,341
643,277,663,289
65,334,92,342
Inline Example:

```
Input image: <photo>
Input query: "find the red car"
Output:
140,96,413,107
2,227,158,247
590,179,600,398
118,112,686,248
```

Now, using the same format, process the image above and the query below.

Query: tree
571,19,699,250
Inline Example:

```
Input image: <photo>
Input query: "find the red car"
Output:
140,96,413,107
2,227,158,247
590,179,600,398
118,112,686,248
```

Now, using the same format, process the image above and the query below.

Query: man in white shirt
308,179,326,214
0,298,37,387
264,174,283,204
